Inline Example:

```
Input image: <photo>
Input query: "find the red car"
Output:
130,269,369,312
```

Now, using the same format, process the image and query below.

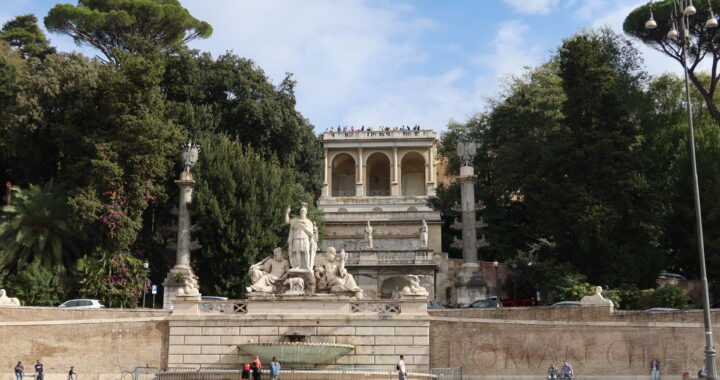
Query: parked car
501,297,538,307
467,298,501,308
551,301,581,307
59,299,104,308
658,272,687,280
201,296,229,301
427,300,445,309
645,307,680,312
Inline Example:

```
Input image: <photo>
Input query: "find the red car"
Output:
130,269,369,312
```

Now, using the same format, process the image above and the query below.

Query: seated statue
0,289,20,306
247,247,290,294
315,247,363,299
400,275,429,297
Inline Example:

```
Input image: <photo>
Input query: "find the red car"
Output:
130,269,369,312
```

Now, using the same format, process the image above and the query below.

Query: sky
1,0,687,132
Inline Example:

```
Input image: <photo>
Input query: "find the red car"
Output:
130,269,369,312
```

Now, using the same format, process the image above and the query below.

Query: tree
162,48,323,193
0,14,55,60
0,181,77,271
624,0,720,123
45,0,211,63
191,135,319,298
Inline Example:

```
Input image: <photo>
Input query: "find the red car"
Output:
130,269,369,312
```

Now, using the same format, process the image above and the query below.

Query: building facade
318,129,450,301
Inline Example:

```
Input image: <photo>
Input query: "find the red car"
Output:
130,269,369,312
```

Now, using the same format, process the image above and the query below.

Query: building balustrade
343,250,434,266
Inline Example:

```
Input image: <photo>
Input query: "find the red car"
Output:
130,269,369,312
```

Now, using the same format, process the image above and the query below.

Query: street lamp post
492,261,499,307
645,2,718,378
142,260,149,308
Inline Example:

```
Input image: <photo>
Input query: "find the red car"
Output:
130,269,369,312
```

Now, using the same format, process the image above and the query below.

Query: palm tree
0,181,75,270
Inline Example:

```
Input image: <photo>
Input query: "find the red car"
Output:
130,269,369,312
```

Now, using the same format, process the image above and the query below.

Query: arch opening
366,152,390,196
401,152,426,196
331,153,356,197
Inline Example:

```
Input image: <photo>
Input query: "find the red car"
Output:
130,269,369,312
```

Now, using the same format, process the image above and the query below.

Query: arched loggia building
317,128,452,302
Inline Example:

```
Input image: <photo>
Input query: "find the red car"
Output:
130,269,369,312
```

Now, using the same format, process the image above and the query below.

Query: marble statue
419,219,428,248
285,202,316,270
456,141,477,167
182,142,200,173
400,275,429,297
364,221,374,249
580,286,614,307
0,289,20,306
247,247,290,293
310,222,319,268
315,247,363,298
284,277,305,295
176,273,200,297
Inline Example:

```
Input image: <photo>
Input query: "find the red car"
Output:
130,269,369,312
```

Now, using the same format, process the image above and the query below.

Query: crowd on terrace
323,124,428,137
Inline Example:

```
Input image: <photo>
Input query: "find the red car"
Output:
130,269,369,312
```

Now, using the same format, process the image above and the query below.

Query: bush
74,248,147,308
652,284,689,309
5,261,67,306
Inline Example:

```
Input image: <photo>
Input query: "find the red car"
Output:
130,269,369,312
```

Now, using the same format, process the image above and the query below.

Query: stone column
322,148,329,197
391,147,400,196
163,144,202,308
356,148,364,196
427,147,435,196
454,142,486,307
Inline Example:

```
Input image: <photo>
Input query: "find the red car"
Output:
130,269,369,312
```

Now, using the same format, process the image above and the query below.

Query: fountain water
238,333,354,365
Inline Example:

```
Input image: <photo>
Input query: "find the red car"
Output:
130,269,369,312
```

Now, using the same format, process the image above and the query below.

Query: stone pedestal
162,266,200,308
455,262,487,307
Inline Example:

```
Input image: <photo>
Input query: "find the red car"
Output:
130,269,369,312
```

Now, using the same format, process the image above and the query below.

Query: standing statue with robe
285,202,315,270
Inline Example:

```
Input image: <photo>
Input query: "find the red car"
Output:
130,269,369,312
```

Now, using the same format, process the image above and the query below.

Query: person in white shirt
397,355,407,380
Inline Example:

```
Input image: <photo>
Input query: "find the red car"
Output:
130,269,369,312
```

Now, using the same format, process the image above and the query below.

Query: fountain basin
238,342,354,364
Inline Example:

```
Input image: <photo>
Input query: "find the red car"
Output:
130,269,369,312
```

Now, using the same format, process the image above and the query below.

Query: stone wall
168,297,431,372
0,306,170,380
429,306,720,378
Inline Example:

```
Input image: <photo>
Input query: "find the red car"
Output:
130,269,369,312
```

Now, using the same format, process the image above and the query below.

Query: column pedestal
455,262,487,307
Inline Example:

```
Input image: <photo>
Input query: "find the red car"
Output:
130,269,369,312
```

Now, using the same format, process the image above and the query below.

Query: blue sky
1,0,684,132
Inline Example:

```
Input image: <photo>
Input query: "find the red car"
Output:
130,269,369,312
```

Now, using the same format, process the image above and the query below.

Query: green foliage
0,14,55,60
0,181,77,271
652,284,690,309
5,261,66,306
192,135,320,298
74,248,146,308
162,49,323,193
2,50,183,251
45,0,211,63
624,1,720,122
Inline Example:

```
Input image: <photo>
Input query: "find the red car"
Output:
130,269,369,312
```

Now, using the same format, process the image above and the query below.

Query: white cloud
184,0,439,130
472,20,543,81
503,0,559,15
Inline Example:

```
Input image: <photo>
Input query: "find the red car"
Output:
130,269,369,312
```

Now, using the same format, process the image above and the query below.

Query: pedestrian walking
561,361,573,380
269,357,280,380
650,356,660,380
67,366,77,380
251,356,262,380
34,360,44,380
396,355,407,380
14,361,23,380
241,363,250,379
548,362,558,380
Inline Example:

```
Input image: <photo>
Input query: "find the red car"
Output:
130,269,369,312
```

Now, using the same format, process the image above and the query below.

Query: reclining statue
247,247,289,294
